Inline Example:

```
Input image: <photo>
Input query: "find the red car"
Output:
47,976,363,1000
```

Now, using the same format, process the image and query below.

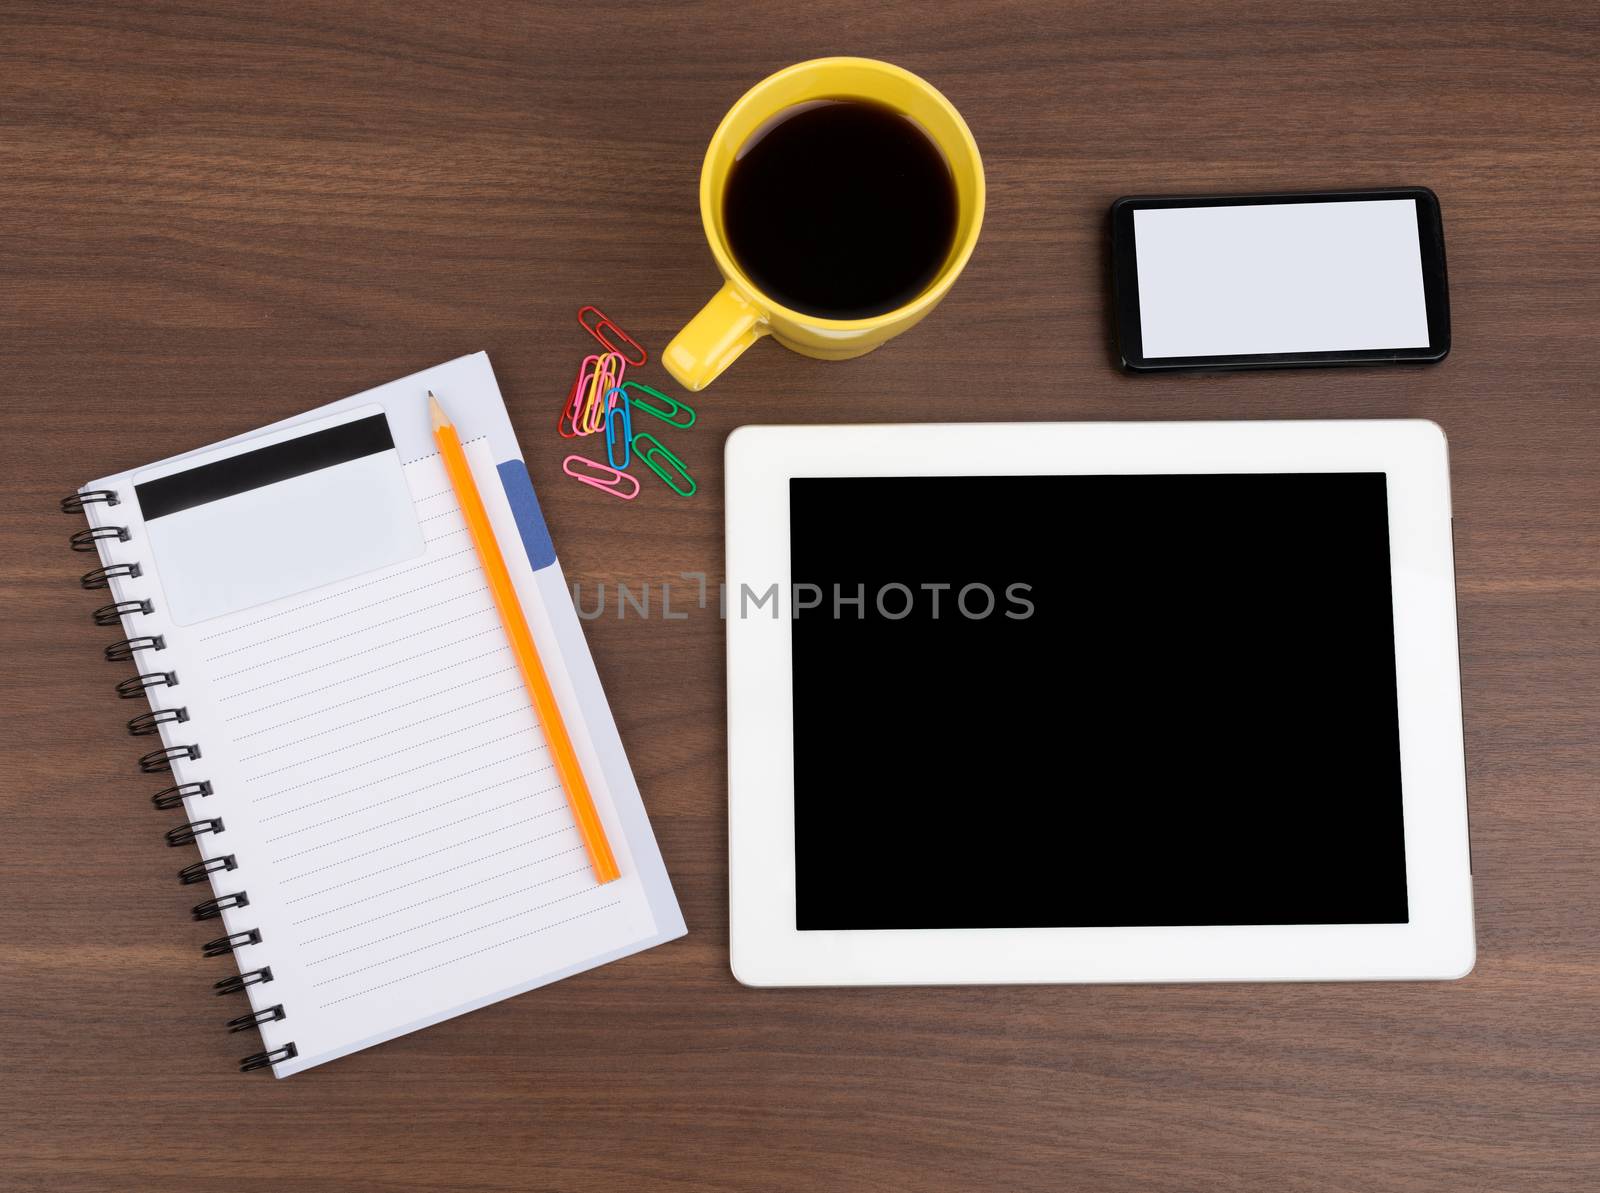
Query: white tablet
724,420,1474,985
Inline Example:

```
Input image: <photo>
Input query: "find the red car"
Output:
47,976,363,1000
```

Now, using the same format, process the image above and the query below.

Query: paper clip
559,355,601,438
621,382,696,429
581,352,625,435
578,305,647,367
578,357,607,436
604,388,632,470
563,454,640,501
632,432,696,497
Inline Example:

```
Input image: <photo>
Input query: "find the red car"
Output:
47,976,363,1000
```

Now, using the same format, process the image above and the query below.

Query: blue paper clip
604,387,632,470
621,382,695,429
632,431,696,497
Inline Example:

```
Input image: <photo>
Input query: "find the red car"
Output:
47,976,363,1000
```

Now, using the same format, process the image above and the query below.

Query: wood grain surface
3,2,1597,1190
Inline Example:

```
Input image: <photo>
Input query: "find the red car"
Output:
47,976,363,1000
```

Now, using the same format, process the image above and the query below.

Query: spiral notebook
64,353,685,1077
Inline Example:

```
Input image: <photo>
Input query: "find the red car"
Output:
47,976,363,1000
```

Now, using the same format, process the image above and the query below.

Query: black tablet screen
789,474,1409,930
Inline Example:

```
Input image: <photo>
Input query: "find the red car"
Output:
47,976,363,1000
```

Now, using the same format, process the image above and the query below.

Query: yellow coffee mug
663,57,985,391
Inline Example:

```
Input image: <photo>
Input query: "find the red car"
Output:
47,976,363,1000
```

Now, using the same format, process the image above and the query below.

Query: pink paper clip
563,454,640,501
558,355,601,439
577,363,606,435
581,352,625,435
574,357,606,436
578,305,647,367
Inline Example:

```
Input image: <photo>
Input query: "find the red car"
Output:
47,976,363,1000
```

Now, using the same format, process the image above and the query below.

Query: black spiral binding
105,634,165,662
240,1044,298,1072
227,1004,285,1032
61,490,119,513
192,891,249,921
152,780,212,810
95,599,153,626
66,488,295,1075
140,743,201,773
165,818,224,847
203,928,262,957
81,562,140,589
117,671,176,699
178,854,236,884
215,967,273,996
129,707,188,736
71,525,130,552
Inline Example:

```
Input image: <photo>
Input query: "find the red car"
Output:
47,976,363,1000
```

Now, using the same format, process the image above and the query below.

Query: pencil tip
428,391,449,429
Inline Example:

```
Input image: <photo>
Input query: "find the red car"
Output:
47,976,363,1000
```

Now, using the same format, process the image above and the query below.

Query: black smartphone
1110,187,1450,372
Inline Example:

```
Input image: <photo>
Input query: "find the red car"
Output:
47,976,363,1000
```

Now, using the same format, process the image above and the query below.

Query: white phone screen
1133,199,1431,358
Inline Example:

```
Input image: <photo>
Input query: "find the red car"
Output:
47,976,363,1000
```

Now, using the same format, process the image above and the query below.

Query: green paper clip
622,382,695,429
632,432,696,497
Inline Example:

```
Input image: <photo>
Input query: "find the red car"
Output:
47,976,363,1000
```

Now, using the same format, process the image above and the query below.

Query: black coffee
723,98,959,320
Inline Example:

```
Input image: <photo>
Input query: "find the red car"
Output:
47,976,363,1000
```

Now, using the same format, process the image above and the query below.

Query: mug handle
663,283,769,391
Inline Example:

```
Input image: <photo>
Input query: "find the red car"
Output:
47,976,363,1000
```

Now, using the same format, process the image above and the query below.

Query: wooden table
4,3,1597,1190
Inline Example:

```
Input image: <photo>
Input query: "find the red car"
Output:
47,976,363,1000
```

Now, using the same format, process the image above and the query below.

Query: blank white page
156,438,663,1070
1133,199,1430,358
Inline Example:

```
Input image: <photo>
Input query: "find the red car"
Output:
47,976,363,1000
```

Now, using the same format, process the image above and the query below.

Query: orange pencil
429,392,620,884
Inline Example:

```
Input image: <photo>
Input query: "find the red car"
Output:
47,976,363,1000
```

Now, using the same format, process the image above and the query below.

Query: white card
135,405,424,626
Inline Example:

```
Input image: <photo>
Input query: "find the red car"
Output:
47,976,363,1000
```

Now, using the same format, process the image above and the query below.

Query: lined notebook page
174,438,660,1067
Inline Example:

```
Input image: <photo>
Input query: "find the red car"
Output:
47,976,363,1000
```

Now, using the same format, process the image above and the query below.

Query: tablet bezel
1110,187,1451,372
725,420,1474,985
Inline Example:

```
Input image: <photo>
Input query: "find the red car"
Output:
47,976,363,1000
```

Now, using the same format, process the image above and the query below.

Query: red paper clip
578,305,647,367
563,454,640,501
559,356,601,438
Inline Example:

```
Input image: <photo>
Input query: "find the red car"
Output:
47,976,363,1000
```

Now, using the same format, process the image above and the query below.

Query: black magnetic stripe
136,414,395,520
